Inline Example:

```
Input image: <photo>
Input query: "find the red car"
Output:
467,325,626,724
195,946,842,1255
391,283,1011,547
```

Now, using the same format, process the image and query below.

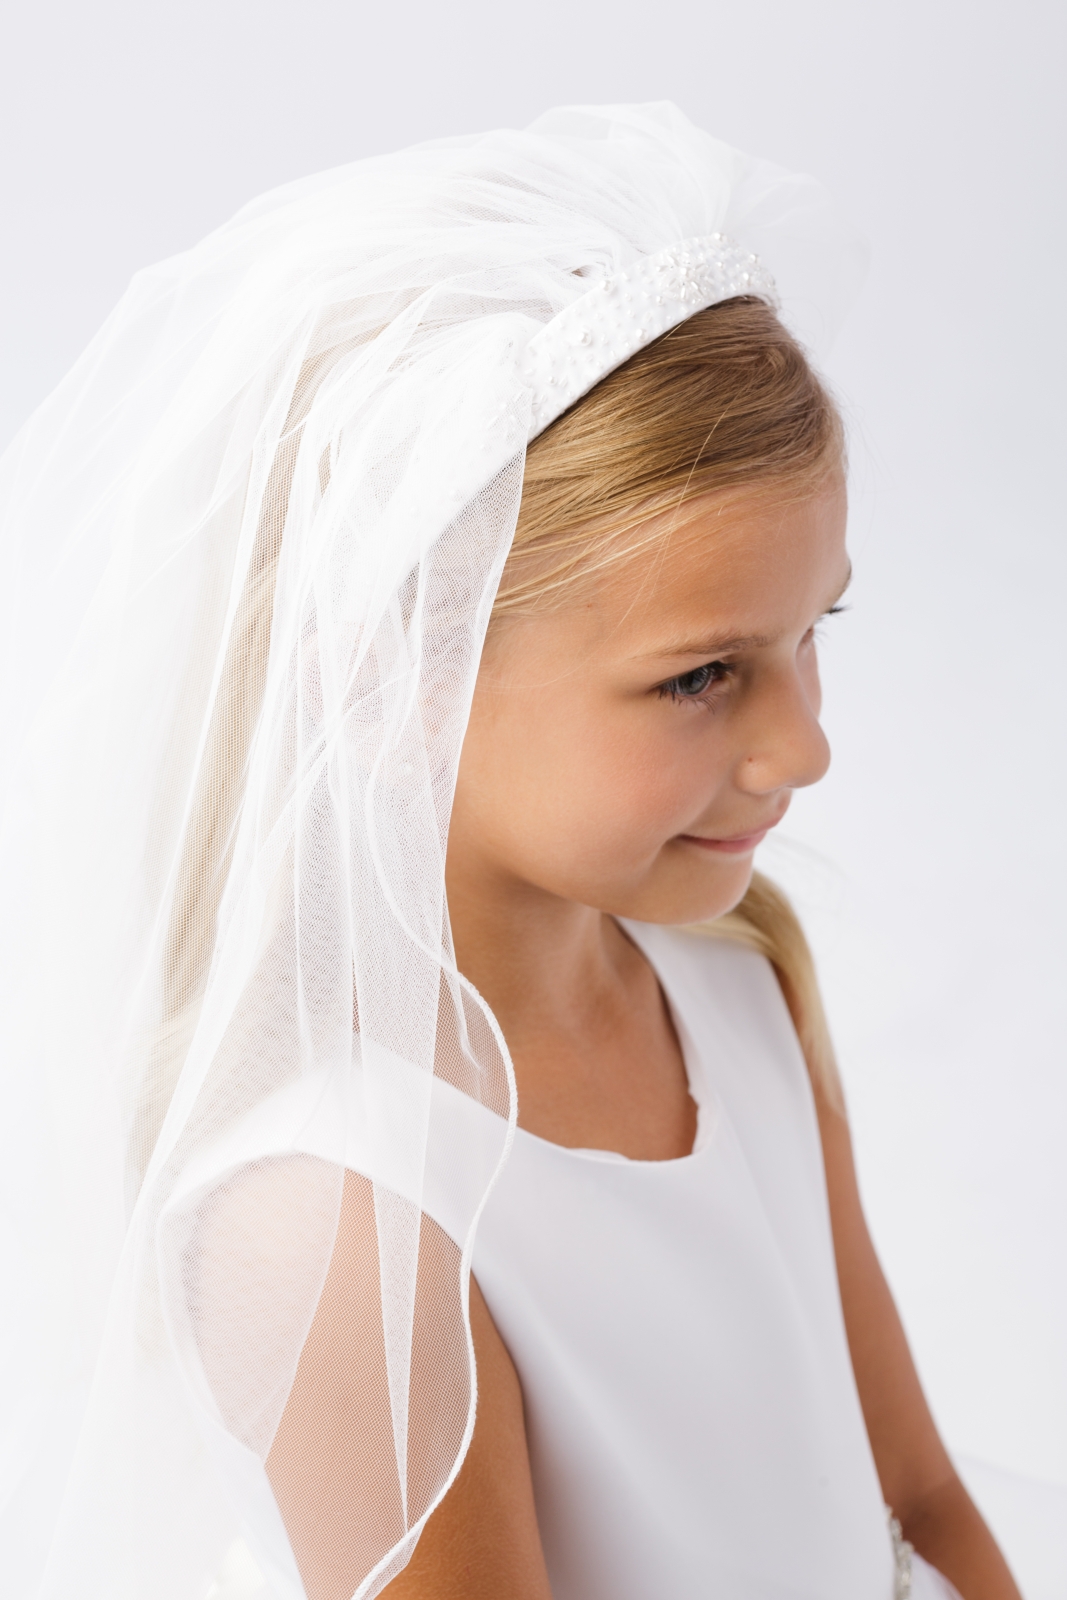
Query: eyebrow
642,629,773,660
642,563,853,662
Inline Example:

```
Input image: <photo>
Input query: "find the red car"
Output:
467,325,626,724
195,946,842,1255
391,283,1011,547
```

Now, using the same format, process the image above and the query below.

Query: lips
677,812,786,855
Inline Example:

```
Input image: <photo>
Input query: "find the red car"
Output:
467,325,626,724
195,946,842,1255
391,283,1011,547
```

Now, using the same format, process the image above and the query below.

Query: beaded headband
523,232,778,440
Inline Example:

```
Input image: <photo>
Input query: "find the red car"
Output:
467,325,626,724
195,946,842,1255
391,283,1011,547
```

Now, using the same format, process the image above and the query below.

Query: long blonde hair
494,295,845,1106
138,297,845,1196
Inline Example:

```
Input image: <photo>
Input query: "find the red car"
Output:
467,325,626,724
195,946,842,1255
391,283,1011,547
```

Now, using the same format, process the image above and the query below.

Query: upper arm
260,1168,550,1600
812,1089,957,1522
816,1093,1024,1598
381,1277,552,1600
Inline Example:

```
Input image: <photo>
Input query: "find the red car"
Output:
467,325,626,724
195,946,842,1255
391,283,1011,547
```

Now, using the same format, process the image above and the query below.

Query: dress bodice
466,925,897,1599
166,925,959,1599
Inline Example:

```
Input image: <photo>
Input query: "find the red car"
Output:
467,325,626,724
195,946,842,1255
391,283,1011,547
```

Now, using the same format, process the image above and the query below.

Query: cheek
499,698,730,875
515,717,754,925
455,684,752,924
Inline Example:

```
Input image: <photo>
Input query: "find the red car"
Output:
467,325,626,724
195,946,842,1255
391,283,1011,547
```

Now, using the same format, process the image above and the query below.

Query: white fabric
0,102,860,1599
471,926,898,1599
181,926,962,1599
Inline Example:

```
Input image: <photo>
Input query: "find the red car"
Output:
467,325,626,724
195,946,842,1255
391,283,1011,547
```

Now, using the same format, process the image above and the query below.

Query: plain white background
1,0,1064,1591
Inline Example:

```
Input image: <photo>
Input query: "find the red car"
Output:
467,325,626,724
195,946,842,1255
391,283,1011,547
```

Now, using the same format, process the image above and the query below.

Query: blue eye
658,661,731,704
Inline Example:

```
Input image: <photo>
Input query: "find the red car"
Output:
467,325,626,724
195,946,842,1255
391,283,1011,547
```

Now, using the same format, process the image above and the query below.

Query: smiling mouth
677,814,785,855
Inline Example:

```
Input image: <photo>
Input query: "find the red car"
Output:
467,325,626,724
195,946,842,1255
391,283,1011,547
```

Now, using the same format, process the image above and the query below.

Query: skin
269,476,1022,1599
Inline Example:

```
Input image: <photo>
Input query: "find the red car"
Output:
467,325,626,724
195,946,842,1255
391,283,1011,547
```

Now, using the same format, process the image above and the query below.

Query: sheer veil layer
0,103,859,1599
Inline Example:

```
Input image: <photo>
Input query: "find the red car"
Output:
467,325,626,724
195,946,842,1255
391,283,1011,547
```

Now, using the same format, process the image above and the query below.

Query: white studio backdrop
1,1,1063,1594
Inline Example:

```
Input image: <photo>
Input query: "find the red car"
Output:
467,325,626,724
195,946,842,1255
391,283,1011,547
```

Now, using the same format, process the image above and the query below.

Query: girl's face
449,475,850,927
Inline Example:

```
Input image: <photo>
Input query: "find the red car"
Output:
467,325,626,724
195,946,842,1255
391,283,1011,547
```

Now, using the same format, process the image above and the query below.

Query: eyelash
658,605,848,708
813,602,848,642
657,660,734,707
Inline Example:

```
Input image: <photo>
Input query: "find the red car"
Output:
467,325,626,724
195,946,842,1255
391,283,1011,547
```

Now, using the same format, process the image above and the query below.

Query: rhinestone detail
888,1507,914,1600
522,232,777,440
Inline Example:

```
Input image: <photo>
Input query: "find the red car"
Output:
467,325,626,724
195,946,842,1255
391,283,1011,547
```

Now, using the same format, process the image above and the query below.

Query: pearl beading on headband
522,232,778,440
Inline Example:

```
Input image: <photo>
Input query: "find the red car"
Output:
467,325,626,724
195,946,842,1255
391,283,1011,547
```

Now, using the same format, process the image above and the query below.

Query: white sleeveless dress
465,924,955,1600
172,924,959,1599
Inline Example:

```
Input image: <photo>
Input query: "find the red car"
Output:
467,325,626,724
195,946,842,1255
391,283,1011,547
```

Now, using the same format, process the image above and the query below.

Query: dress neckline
511,921,723,1168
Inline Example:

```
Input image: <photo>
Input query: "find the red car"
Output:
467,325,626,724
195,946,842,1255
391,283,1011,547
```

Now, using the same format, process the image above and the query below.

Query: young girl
0,104,1021,1600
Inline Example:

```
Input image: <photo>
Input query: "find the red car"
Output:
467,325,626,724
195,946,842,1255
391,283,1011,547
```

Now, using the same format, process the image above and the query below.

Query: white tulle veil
0,103,860,1599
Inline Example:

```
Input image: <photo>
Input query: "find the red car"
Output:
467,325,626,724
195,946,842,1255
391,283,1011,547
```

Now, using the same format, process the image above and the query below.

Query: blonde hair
496,295,844,616
136,297,844,1196
694,871,841,1108
495,296,845,1105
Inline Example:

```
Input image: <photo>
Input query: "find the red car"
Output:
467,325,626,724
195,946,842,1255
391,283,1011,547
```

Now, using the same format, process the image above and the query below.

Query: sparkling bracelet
887,1507,914,1600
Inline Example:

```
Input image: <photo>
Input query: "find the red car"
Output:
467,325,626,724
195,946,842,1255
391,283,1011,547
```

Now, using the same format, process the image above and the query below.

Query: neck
445,857,635,1044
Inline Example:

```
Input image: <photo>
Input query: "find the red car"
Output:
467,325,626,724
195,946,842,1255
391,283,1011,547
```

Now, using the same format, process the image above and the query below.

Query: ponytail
692,871,844,1110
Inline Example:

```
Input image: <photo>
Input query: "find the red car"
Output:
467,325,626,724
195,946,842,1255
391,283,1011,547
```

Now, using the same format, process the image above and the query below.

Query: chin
608,856,755,928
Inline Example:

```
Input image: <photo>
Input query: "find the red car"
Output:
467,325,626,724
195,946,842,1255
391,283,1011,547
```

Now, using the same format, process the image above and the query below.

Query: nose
734,661,831,797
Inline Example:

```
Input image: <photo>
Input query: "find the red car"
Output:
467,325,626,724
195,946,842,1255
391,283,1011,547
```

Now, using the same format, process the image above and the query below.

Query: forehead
588,479,849,655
